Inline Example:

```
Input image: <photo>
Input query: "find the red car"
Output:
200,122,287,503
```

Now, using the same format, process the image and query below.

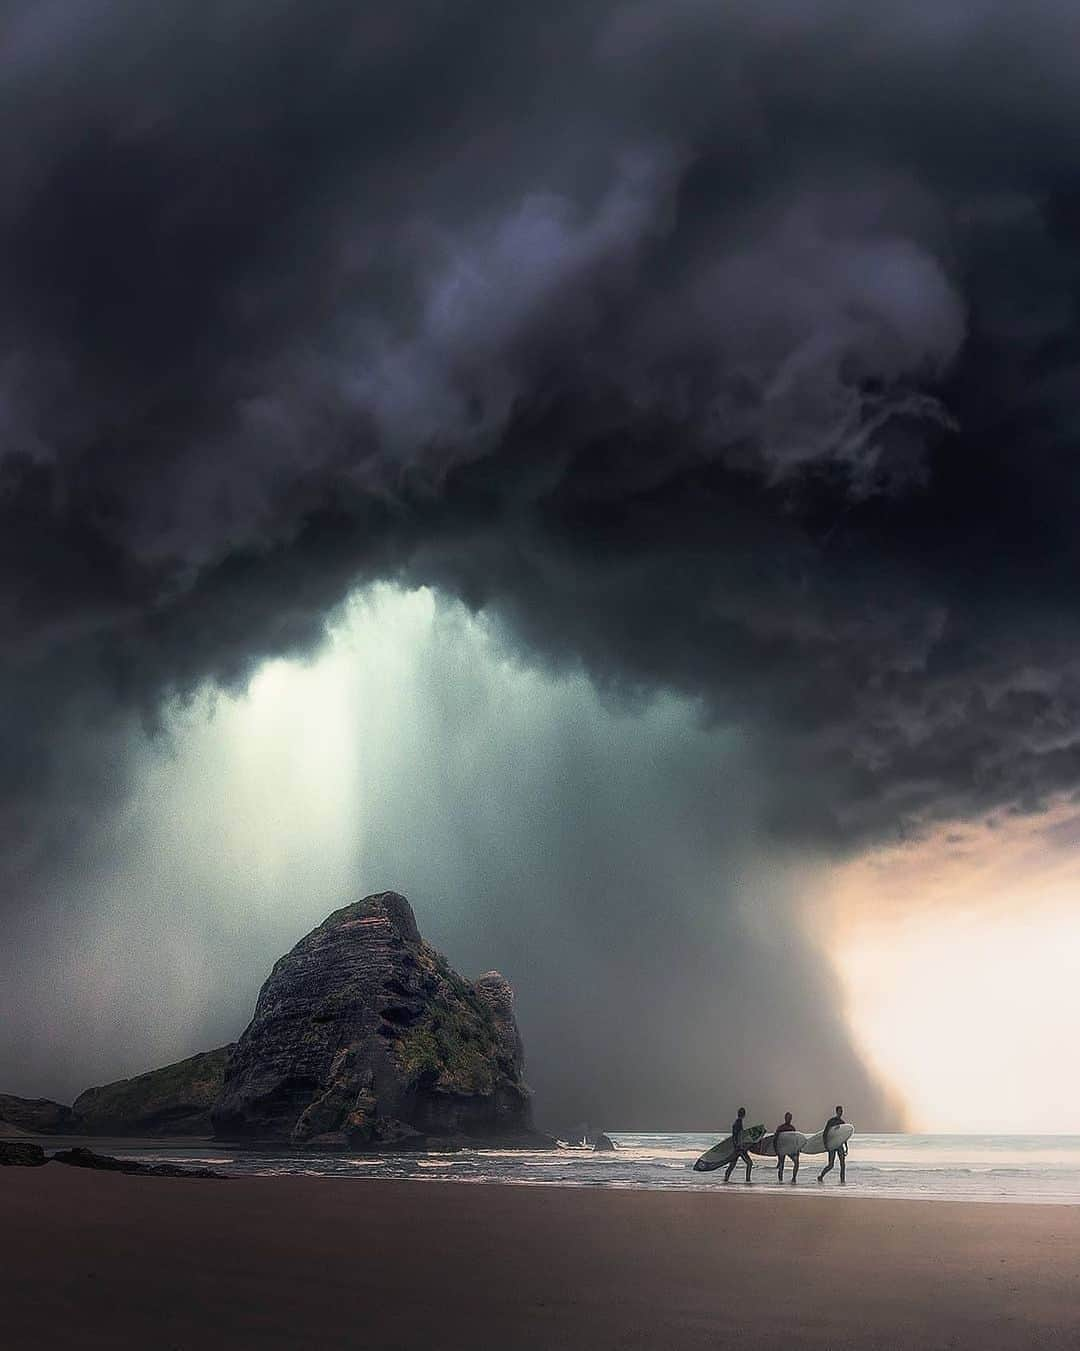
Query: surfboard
801,1122,854,1155
693,1123,766,1171
749,1130,807,1158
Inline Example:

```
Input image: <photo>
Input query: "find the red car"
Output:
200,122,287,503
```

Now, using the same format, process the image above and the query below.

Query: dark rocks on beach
0,1141,48,1166
0,1094,80,1135
51,1147,149,1173
593,1133,616,1152
51,1147,225,1178
72,1045,235,1136
213,891,551,1150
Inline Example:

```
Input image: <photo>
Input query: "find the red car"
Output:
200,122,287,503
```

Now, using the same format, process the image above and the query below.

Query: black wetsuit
774,1122,800,1181
724,1116,753,1182
817,1114,847,1182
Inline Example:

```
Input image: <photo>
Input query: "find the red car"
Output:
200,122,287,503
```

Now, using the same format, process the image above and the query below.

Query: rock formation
0,1141,47,1166
213,892,545,1148
50,1147,225,1177
0,1093,80,1135
0,892,543,1150
73,1045,234,1136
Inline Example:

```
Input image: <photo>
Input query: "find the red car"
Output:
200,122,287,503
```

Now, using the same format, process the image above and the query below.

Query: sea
64,1133,1080,1205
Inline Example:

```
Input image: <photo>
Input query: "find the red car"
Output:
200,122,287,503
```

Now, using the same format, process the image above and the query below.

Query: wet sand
3,1168,1080,1349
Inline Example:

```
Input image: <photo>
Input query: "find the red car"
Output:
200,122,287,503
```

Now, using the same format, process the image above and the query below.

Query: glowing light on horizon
825,810,1080,1133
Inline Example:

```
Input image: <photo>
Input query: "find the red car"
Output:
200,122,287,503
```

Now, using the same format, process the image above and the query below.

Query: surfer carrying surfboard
773,1113,800,1183
723,1107,754,1183
817,1106,848,1184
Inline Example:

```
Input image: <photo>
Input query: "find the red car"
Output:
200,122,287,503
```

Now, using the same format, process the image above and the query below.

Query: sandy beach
3,1170,1080,1349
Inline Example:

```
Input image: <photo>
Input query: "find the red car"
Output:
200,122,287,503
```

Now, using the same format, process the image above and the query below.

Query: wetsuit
723,1116,753,1182
774,1121,800,1181
817,1114,847,1183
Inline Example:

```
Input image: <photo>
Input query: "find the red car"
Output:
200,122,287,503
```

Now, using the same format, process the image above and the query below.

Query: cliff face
0,1094,79,1135
73,1046,234,1136
212,892,537,1147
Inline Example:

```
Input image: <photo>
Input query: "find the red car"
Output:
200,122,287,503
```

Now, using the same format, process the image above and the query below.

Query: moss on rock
393,945,503,1095
73,1045,235,1136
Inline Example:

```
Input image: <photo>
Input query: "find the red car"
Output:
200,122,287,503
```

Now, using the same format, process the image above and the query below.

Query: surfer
723,1106,754,1183
817,1106,847,1184
774,1112,800,1183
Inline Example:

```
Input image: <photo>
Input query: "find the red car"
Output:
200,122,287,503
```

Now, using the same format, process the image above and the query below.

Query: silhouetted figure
774,1111,800,1183
724,1106,753,1183
817,1105,847,1184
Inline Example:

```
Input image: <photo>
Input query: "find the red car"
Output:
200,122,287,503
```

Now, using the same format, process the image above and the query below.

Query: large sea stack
212,892,543,1148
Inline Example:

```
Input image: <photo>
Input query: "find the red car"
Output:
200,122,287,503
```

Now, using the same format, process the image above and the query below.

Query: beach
3,1170,1080,1349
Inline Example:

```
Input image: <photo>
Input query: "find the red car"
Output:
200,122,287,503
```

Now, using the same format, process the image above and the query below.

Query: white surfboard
802,1122,854,1155
749,1130,807,1158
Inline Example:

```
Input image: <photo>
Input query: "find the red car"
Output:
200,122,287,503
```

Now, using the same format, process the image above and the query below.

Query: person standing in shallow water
724,1106,753,1183
817,1105,847,1184
773,1112,799,1184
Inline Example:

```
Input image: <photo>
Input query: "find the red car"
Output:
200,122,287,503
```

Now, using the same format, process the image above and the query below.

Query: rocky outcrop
0,1094,80,1135
213,892,545,1148
0,1141,47,1166
51,1147,225,1178
593,1132,616,1152
73,1046,234,1136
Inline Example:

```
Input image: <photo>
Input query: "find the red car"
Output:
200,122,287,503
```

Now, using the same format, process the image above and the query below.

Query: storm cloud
3,1,1080,1121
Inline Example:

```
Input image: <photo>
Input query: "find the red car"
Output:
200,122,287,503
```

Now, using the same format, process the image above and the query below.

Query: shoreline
4,1170,1080,1349
10,1130,1080,1206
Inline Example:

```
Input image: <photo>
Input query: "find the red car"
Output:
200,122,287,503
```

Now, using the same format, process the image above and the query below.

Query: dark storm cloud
3,0,1080,1117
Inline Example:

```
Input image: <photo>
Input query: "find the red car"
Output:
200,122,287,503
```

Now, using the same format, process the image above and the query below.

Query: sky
825,806,1080,1132
6,0,1080,1131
